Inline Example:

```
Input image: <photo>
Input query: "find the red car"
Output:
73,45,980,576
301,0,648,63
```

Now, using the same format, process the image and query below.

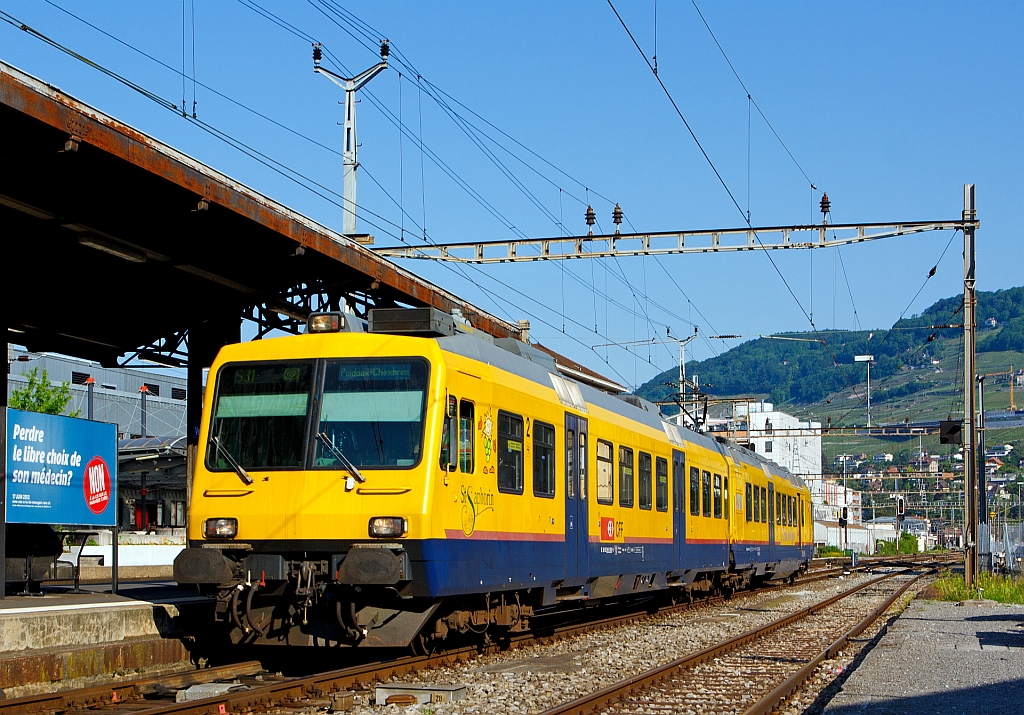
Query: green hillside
636,287,1024,422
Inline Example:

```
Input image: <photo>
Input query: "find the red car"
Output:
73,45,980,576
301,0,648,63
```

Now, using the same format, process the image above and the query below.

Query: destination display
5,408,117,526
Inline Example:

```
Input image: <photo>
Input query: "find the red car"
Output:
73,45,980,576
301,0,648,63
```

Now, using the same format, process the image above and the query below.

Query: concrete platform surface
0,582,210,652
823,598,1024,714
0,583,211,695
1,577,208,651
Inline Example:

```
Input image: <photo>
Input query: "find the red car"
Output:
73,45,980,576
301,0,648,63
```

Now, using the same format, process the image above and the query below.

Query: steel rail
535,563,942,715
0,660,266,715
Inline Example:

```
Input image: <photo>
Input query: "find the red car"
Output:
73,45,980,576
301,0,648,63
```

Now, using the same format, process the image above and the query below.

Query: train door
672,450,686,569
564,414,589,584
797,496,803,550
767,482,776,560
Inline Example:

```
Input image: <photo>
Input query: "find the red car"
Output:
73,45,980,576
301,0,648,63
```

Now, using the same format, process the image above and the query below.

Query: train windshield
315,359,429,469
208,361,313,471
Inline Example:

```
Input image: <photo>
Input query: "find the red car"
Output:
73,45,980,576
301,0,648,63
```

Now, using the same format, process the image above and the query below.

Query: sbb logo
601,516,616,541
83,457,111,515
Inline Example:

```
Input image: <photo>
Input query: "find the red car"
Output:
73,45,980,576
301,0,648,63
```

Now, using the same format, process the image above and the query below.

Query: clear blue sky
3,1,1021,389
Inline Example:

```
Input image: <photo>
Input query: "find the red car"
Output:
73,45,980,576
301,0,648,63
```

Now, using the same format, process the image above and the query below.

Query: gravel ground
351,573,877,714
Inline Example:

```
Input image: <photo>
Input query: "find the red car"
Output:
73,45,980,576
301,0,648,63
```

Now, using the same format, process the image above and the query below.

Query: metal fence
1000,524,1024,575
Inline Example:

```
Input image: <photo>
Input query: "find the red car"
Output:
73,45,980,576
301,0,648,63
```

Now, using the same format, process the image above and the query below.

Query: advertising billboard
5,408,118,526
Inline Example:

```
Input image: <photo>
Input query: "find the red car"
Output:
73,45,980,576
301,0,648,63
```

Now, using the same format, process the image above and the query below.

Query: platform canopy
0,61,519,367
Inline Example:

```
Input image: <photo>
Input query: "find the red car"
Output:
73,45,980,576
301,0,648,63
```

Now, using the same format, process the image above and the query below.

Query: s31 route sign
6,408,117,526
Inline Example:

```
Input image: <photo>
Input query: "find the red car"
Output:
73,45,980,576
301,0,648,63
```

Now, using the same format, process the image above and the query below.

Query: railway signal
939,419,962,444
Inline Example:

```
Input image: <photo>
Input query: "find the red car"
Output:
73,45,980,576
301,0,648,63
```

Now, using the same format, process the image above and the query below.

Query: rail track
0,553,952,715
538,561,944,715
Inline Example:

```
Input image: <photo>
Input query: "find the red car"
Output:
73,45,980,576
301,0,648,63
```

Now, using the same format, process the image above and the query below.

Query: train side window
760,486,768,523
689,466,700,516
533,420,556,498
566,430,576,500
713,474,722,519
788,495,794,526
459,400,474,473
497,411,524,494
776,492,782,525
439,395,457,470
724,477,729,518
701,470,711,517
638,452,652,510
655,457,668,512
792,496,797,526
752,484,760,522
596,440,614,505
578,433,587,500
619,446,634,507
745,483,753,522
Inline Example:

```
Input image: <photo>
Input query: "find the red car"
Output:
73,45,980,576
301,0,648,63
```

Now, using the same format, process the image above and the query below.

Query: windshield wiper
317,432,365,485
210,436,254,485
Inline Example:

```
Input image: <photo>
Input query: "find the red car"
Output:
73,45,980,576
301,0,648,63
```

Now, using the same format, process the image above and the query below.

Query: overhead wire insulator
585,205,596,236
612,203,623,234
380,40,390,60
819,192,830,224
313,43,322,68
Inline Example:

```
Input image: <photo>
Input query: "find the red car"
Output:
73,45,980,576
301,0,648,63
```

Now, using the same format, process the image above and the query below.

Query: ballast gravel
353,573,876,714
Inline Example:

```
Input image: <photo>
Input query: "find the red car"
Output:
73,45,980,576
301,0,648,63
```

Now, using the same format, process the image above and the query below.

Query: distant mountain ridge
635,286,1024,408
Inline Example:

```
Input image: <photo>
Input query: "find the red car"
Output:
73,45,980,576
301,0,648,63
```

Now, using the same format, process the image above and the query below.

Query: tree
10,367,80,417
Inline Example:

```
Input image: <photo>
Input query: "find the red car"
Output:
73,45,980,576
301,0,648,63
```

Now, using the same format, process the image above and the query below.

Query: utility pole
313,41,389,236
963,183,978,589
855,355,875,427
677,327,699,428
978,374,988,572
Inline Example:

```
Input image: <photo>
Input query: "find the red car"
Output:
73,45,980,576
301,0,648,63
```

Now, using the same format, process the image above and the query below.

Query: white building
737,401,824,493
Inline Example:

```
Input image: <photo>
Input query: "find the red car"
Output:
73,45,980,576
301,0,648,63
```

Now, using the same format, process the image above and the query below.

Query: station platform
0,582,212,698
823,597,1024,714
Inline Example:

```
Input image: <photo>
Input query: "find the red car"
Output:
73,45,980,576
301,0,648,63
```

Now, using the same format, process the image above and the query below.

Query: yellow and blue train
174,308,813,648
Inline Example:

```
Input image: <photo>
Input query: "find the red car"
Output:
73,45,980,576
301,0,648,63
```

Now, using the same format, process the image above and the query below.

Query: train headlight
307,312,344,333
204,517,238,539
368,516,407,538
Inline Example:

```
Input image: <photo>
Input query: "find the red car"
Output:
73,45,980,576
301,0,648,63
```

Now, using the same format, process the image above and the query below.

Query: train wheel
410,632,431,656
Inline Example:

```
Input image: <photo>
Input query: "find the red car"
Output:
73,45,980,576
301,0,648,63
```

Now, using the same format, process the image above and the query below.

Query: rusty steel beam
0,60,518,340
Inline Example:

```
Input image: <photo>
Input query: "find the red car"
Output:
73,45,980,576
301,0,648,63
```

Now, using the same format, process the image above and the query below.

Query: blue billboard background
6,408,117,526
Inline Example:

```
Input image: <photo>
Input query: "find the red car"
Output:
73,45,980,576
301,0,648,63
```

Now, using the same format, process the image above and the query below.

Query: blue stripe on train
416,539,810,597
